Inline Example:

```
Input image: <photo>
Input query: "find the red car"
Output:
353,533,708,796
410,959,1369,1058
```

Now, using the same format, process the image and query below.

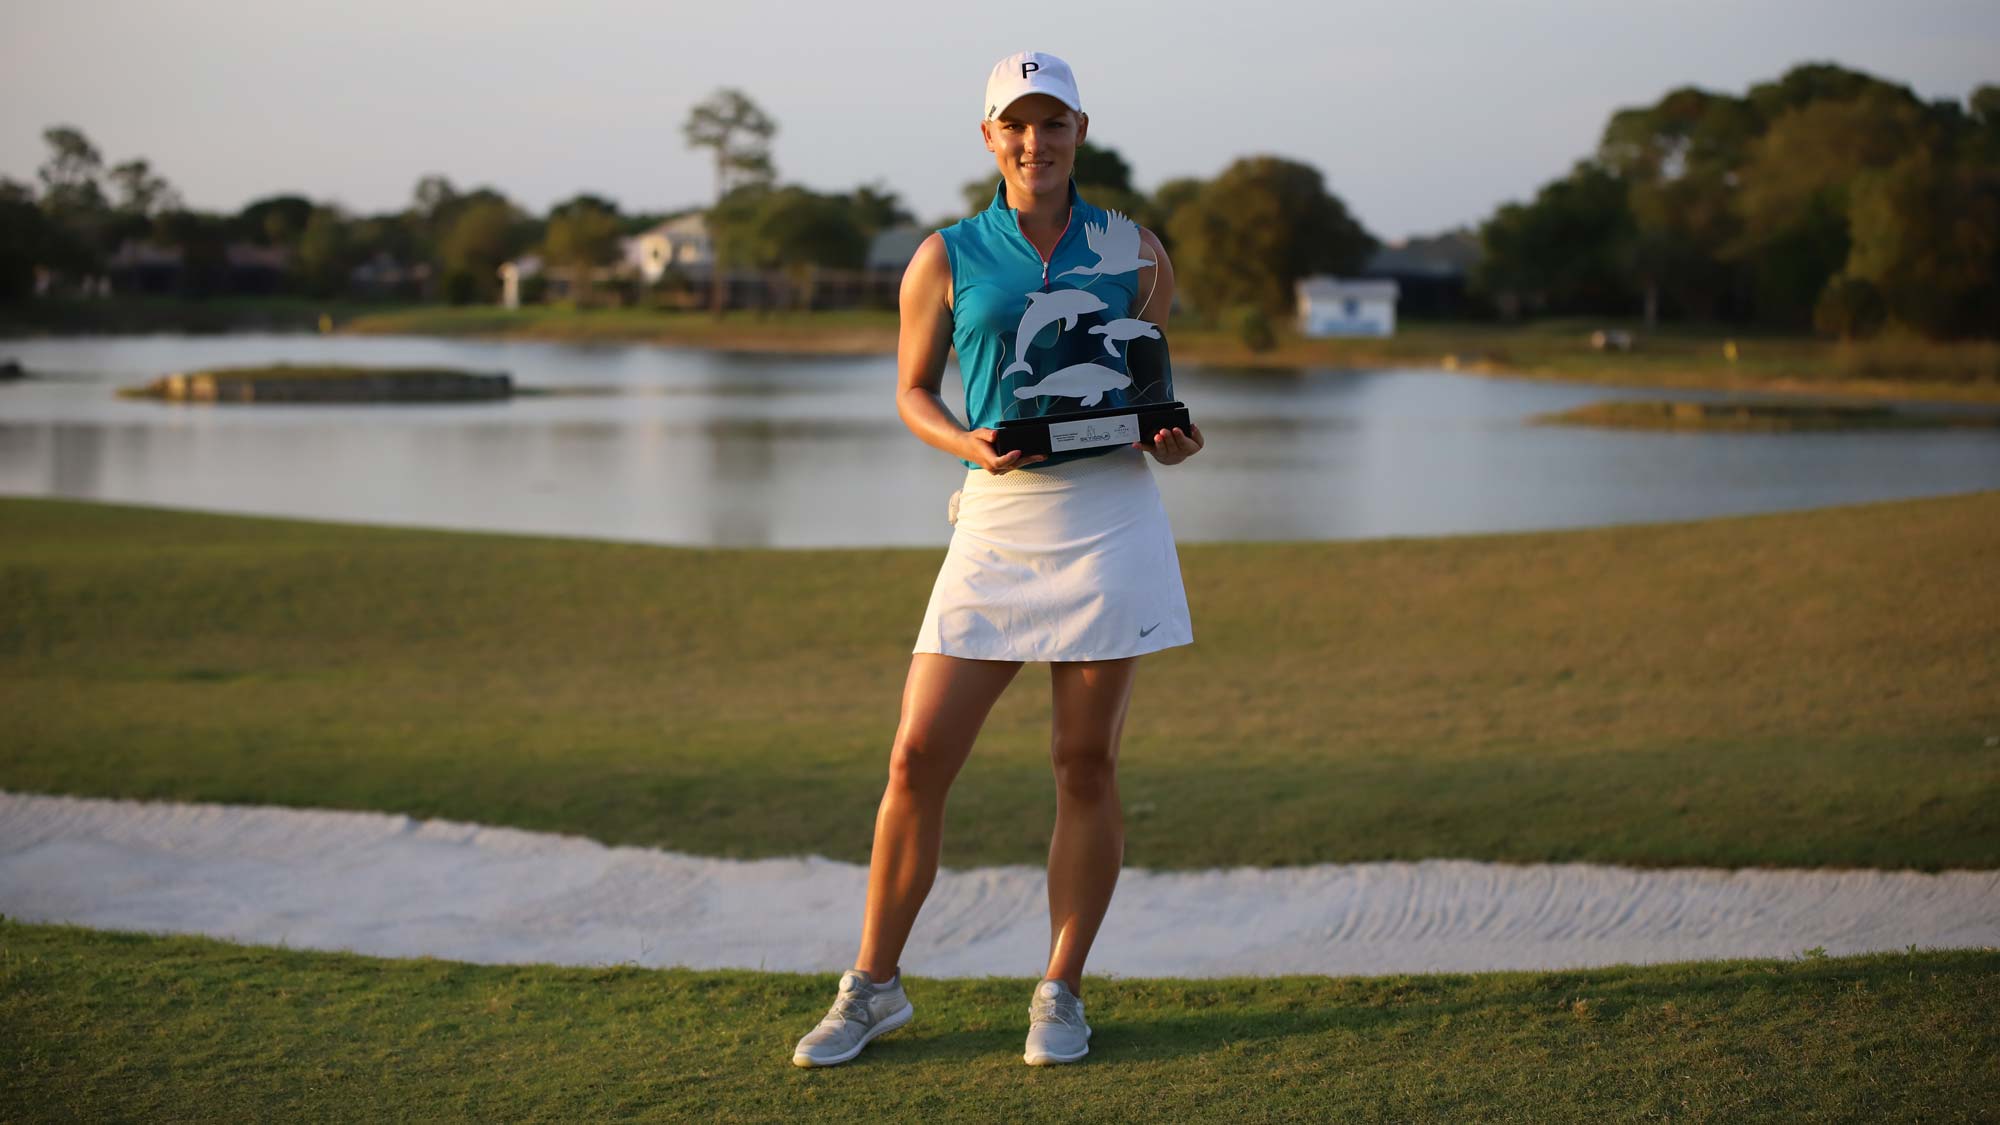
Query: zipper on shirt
1013,205,1073,288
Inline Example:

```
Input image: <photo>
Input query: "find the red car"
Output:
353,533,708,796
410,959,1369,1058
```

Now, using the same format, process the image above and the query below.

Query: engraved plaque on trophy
992,331,1191,457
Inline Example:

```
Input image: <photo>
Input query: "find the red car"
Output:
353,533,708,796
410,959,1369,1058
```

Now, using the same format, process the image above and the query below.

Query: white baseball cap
984,51,1083,121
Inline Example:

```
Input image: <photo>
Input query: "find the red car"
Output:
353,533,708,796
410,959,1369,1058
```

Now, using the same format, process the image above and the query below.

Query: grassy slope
3,920,1993,1123
3,493,1997,870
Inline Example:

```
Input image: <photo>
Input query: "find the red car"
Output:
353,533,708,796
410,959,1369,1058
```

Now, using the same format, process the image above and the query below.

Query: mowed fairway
6,493,1999,1120
2,921,1994,1123
2,491,1997,871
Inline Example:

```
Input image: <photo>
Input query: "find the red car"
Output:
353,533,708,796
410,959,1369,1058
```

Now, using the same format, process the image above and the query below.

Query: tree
153,208,230,296
1972,85,2000,161
1148,177,1204,253
719,185,868,267
1074,142,1133,193
845,182,913,240
1813,276,1886,340
1842,147,2000,338
35,126,110,278
106,159,181,217
1727,86,1936,325
236,195,315,247
412,174,458,221
36,126,106,215
541,196,623,306
1167,156,1375,320
0,179,55,300
1475,161,1635,317
439,198,523,304
684,88,777,314
295,207,352,297
1597,86,1758,325
708,184,870,310
960,142,1145,221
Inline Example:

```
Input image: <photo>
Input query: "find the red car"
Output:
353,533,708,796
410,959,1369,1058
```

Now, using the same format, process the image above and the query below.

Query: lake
3,333,1998,547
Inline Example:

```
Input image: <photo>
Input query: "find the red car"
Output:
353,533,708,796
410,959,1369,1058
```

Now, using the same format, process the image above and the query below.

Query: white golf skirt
914,446,1194,662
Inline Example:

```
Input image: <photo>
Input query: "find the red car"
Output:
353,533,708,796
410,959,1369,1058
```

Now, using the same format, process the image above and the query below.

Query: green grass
3,919,1993,1122
345,303,904,355
0,296,395,336
4,492,1997,871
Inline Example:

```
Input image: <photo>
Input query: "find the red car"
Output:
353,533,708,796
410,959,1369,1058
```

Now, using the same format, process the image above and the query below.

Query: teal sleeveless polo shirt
937,180,1157,469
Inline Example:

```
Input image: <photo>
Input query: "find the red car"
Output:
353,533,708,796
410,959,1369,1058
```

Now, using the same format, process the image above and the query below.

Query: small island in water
1535,399,2000,432
120,364,513,404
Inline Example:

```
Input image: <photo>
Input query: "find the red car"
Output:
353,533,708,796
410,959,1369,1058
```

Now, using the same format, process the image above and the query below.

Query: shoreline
334,313,2000,405
8,299,1999,403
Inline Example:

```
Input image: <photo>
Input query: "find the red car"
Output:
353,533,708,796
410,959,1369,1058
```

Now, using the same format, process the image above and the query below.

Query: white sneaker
1023,978,1091,1065
791,968,913,1067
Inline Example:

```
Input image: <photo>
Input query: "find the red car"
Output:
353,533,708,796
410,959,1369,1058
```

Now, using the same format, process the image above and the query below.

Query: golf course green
4,492,1996,1119
3,491,1996,871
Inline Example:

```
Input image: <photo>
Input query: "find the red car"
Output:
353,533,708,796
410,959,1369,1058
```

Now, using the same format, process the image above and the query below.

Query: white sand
2,790,1994,978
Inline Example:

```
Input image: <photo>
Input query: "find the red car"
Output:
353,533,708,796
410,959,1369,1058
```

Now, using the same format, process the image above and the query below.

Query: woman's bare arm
894,233,1044,473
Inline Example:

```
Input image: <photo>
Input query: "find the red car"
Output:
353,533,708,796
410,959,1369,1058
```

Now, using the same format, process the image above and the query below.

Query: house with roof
1296,277,1401,337
1359,229,1481,318
624,213,714,284
497,213,928,310
105,239,288,296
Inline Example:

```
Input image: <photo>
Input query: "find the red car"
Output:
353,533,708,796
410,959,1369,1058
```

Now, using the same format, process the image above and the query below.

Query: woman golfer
792,50,1202,1068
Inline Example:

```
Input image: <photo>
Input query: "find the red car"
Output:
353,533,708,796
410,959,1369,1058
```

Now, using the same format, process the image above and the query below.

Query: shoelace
821,990,872,1028
1029,996,1085,1030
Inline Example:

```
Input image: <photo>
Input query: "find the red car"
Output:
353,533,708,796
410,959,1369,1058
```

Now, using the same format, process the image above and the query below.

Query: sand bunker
3,790,1994,977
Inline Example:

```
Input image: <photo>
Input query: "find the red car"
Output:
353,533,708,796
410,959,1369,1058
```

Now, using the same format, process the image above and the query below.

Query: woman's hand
963,428,1047,474
1138,423,1204,465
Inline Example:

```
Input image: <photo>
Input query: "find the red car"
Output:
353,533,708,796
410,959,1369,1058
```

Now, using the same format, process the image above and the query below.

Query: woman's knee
1049,733,1118,800
885,732,964,799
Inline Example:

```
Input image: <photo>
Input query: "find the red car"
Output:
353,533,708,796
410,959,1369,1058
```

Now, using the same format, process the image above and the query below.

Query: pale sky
3,0,1995,241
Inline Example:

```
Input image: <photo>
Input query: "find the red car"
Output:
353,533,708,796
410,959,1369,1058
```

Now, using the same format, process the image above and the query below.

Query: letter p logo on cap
984,51,1082,121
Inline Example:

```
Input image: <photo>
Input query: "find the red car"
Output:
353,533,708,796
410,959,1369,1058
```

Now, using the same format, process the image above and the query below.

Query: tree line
4,62,1994,339
0,86,1377,329
1476,63,2000,340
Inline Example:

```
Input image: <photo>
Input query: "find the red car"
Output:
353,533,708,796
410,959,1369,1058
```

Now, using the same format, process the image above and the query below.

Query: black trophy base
992,401,1194,458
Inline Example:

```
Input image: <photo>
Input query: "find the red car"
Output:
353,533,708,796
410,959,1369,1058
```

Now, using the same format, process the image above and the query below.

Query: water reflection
1,333,1997,547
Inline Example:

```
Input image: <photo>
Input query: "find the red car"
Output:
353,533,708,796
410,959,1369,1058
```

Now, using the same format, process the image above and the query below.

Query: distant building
500,213,718,307
865,224,927,273
349,253,432,300
625,213,714,284
1360,229,1481,318
1296,277,1400,337
105,241,184,294
497,213,920,310
104,239,289,296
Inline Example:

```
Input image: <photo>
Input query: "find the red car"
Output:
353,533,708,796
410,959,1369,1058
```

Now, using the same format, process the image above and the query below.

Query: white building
623,213,714,284
499,213,718,307
1296,277,1401,337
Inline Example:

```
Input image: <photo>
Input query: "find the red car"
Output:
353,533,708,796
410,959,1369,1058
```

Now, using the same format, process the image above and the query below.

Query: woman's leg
1042,656,1139,996
854,653,1023,980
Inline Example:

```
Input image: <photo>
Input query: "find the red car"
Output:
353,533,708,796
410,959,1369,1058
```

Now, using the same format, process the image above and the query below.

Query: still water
3,333,1998,547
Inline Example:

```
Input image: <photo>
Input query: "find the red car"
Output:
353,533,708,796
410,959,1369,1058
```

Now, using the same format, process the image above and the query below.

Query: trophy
988,210,1193,458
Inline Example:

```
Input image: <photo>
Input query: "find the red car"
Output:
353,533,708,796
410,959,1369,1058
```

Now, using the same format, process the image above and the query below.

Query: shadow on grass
800,953,1996,1068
